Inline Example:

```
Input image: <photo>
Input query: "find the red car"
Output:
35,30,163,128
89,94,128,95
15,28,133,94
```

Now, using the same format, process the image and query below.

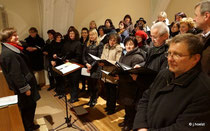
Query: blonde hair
87,29,100,47
180,17,195,30
89,20,97,29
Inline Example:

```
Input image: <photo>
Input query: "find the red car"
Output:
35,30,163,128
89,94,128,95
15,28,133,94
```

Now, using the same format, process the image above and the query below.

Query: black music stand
51,94,84,131
51,62,84,131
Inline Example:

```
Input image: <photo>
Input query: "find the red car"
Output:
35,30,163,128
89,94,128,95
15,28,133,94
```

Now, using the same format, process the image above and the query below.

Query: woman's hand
26,47,37,52
86,63,92,73
114,75,119,80
98,62,104,66
43,51,48,55
51,61,56,66
86,63,92,70
134,64,141,68
25,90,31,96
130,74,138,81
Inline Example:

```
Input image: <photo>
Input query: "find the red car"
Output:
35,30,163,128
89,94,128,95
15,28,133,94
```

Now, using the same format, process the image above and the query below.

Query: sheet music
116,62,132,70
81,68,90,76
88,53,101,60
55,62,80,74
122,65,132,70
0,95,18,107
101,70,110,75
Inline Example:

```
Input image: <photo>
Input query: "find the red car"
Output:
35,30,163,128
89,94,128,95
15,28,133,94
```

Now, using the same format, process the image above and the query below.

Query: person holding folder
117,37,146,131
82,29,104,107
99,33,122,115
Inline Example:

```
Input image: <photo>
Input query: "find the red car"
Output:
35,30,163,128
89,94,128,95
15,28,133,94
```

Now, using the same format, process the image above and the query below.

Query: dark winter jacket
119,47,146,67
0,43,40,109
82,41,104,79
144,44,168,72
118,47,146,105
24,35,45,71
59,40,82,64
201,33,210,77
49,40,64,66
133,65,210,131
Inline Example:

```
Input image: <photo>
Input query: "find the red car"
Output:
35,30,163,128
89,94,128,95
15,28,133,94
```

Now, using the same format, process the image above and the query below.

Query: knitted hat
135,30,147,41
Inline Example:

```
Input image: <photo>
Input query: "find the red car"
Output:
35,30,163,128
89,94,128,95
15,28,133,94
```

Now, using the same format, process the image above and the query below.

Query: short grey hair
195,0,210,15
151,22,169,36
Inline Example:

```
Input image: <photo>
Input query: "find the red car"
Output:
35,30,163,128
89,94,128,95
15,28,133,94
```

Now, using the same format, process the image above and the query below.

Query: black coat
118,47,146,105
24,35,45,71
0,43,40,109
58,40,82,90
201,34,210,77
82,41,104,79
119,47,146,67
144,44,168,72
133,65,210,131
59,40,82,64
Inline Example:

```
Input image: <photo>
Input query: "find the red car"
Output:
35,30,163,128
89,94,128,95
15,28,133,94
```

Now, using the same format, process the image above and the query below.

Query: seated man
133,34,210,131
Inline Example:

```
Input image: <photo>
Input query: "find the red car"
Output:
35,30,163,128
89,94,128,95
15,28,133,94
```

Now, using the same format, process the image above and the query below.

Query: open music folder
101,61,158,77
88,53,114,66
53,62,84,76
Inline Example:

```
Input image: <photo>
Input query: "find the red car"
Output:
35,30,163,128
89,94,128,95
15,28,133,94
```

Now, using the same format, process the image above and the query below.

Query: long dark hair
104,19,115,29
66,27,80,41
123,14,133,25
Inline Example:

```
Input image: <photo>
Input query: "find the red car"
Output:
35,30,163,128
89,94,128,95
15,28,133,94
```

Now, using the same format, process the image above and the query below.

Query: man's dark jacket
201,34,210,77
144,44,168,72
133,65,210,131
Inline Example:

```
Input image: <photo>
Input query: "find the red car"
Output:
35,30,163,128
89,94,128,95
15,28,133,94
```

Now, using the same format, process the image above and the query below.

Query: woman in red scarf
0,28,40,131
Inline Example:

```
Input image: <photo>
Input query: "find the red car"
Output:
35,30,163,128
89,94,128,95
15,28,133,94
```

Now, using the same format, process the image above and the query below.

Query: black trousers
20,102,37,131
87,77,99,100
105,83,117,110
47,65,56,88
124,105,136,128
81,76,87,90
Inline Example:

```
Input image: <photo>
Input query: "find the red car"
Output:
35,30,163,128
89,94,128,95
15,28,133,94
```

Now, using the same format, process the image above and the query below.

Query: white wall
0,0,42,40
74,0,151,32
166,0,201,23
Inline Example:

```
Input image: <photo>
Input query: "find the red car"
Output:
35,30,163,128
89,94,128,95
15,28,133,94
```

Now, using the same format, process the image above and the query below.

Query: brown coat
101,43,122,84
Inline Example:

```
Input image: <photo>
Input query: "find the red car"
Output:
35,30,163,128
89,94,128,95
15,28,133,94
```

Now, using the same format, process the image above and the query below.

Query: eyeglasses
150,34,164,40
165,52,191,60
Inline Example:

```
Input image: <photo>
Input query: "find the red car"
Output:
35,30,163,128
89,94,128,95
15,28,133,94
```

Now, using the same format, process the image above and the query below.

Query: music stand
51,62,84,131
51,94,84,131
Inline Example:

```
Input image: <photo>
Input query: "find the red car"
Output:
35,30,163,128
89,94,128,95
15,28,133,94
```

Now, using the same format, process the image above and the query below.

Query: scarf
6,42,24,51
138,42,143,47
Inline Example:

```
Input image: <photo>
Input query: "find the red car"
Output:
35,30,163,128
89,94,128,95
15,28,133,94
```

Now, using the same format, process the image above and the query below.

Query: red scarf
138,42,143,48
6,42,24,51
